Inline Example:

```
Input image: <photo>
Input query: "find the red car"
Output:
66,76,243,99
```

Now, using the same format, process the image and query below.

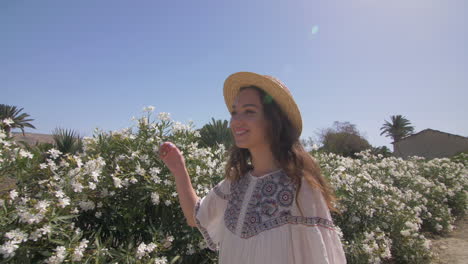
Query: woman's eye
246,110,255,114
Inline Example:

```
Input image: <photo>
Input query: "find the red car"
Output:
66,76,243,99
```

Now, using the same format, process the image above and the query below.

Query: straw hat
223,71,303,137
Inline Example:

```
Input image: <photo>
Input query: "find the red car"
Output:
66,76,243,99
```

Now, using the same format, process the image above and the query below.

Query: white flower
0,199,4,207
9,190,18,200
72,239,89,261
95,212,102,218
136,242,158,259
335,166,346,173
18,210,45,224
435,224,443,231
172,121,190,132
146,242,157,252
151,176,161,184
35,200,50,213
45,246,66,264
91,171,100,182
29,225,51,241
72,182,84,193
39,163,48,169
150,167,161,177
400,229,411,237
154,257,168,264
136,242,147,259
113,177,122,188
19,149,33,159
157,112,171,121
363,244,373,254
186,243,195,255
74,156,83,168
143,106,155,112
55,190,65,198
47,149,62,159
163,179,172,186
79,200,95,211
151,192,160,205
404,221,418,231
140,154,149,163
135,165,146,176
5,229,28,244
162,236,174,248
164,200,172,206
0,241,19,259
2,118,14,126
89,182,97,190
58,197,70,208
198,240,207,249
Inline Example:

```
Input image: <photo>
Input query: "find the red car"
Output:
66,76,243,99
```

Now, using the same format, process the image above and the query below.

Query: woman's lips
234,128,248,136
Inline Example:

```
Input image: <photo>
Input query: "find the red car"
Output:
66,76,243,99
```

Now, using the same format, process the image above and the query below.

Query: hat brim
223,72,302,137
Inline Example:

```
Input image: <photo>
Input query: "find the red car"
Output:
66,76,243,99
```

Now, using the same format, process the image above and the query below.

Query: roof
393,128,468,144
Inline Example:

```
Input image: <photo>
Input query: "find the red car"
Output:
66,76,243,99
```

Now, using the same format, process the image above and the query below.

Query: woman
159,72,346,263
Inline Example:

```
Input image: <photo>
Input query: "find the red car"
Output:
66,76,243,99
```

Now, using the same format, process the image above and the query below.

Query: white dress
194,169,346,264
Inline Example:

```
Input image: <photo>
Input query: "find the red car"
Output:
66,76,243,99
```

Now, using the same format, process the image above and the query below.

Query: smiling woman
159,72,346,264
229,87,270,151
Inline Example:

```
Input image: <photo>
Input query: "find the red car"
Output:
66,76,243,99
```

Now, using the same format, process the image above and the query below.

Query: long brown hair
224,86,337,213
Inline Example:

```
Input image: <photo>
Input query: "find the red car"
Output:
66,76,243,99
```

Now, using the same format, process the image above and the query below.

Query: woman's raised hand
159,141,198,227
159,142,186,174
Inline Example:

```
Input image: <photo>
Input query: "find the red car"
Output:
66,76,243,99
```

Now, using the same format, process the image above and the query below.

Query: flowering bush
0,109,466,263
319,150,467,263
0,108,224,263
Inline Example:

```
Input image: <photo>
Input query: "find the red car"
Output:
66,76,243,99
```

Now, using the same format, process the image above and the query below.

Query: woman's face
229,88,270,150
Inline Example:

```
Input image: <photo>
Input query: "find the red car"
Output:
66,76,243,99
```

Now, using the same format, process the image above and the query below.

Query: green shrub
0,109,466,263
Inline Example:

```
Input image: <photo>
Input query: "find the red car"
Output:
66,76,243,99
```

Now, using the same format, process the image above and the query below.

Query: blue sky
2,0,467,149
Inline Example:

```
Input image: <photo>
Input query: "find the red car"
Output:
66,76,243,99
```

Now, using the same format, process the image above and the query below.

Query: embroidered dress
194,169,346,264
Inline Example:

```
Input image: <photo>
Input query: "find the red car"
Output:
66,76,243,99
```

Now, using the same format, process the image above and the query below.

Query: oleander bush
320,151,467,263
0,109,224,263
0,108,466,263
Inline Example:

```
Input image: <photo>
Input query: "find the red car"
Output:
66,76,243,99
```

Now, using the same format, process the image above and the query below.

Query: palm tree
380,115,415,143
198,118,233,149
52,128,83,154
0,104,36,135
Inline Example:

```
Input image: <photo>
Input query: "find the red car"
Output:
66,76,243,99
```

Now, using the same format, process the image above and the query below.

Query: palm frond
52,127,83,154
0,104,36,135
380,115,415,142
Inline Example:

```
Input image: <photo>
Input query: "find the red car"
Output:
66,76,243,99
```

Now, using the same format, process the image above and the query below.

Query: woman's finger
159,142,174,158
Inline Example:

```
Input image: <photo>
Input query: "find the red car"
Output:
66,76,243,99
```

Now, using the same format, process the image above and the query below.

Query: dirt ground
430,216,468,264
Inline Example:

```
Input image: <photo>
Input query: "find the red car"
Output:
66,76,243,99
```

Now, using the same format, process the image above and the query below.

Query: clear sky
2,0,467,149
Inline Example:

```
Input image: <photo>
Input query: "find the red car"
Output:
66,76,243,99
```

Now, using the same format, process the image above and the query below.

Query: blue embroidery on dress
240,171,296,238
224,175,251,233
224,170,336,239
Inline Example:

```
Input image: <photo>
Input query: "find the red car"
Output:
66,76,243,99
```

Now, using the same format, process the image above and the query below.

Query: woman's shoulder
213,178,232,200
297,174,332,220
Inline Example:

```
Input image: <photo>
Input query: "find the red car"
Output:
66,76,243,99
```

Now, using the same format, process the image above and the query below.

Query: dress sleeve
290,176,347,264
194,178,231,251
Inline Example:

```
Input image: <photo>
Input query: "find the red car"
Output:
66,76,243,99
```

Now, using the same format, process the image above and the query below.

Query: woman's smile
233,128,249,136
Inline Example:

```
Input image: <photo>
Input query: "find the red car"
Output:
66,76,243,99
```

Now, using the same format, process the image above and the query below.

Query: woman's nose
230,114,242,126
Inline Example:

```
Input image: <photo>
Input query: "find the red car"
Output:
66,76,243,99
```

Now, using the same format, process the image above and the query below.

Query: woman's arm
159,142,199,227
